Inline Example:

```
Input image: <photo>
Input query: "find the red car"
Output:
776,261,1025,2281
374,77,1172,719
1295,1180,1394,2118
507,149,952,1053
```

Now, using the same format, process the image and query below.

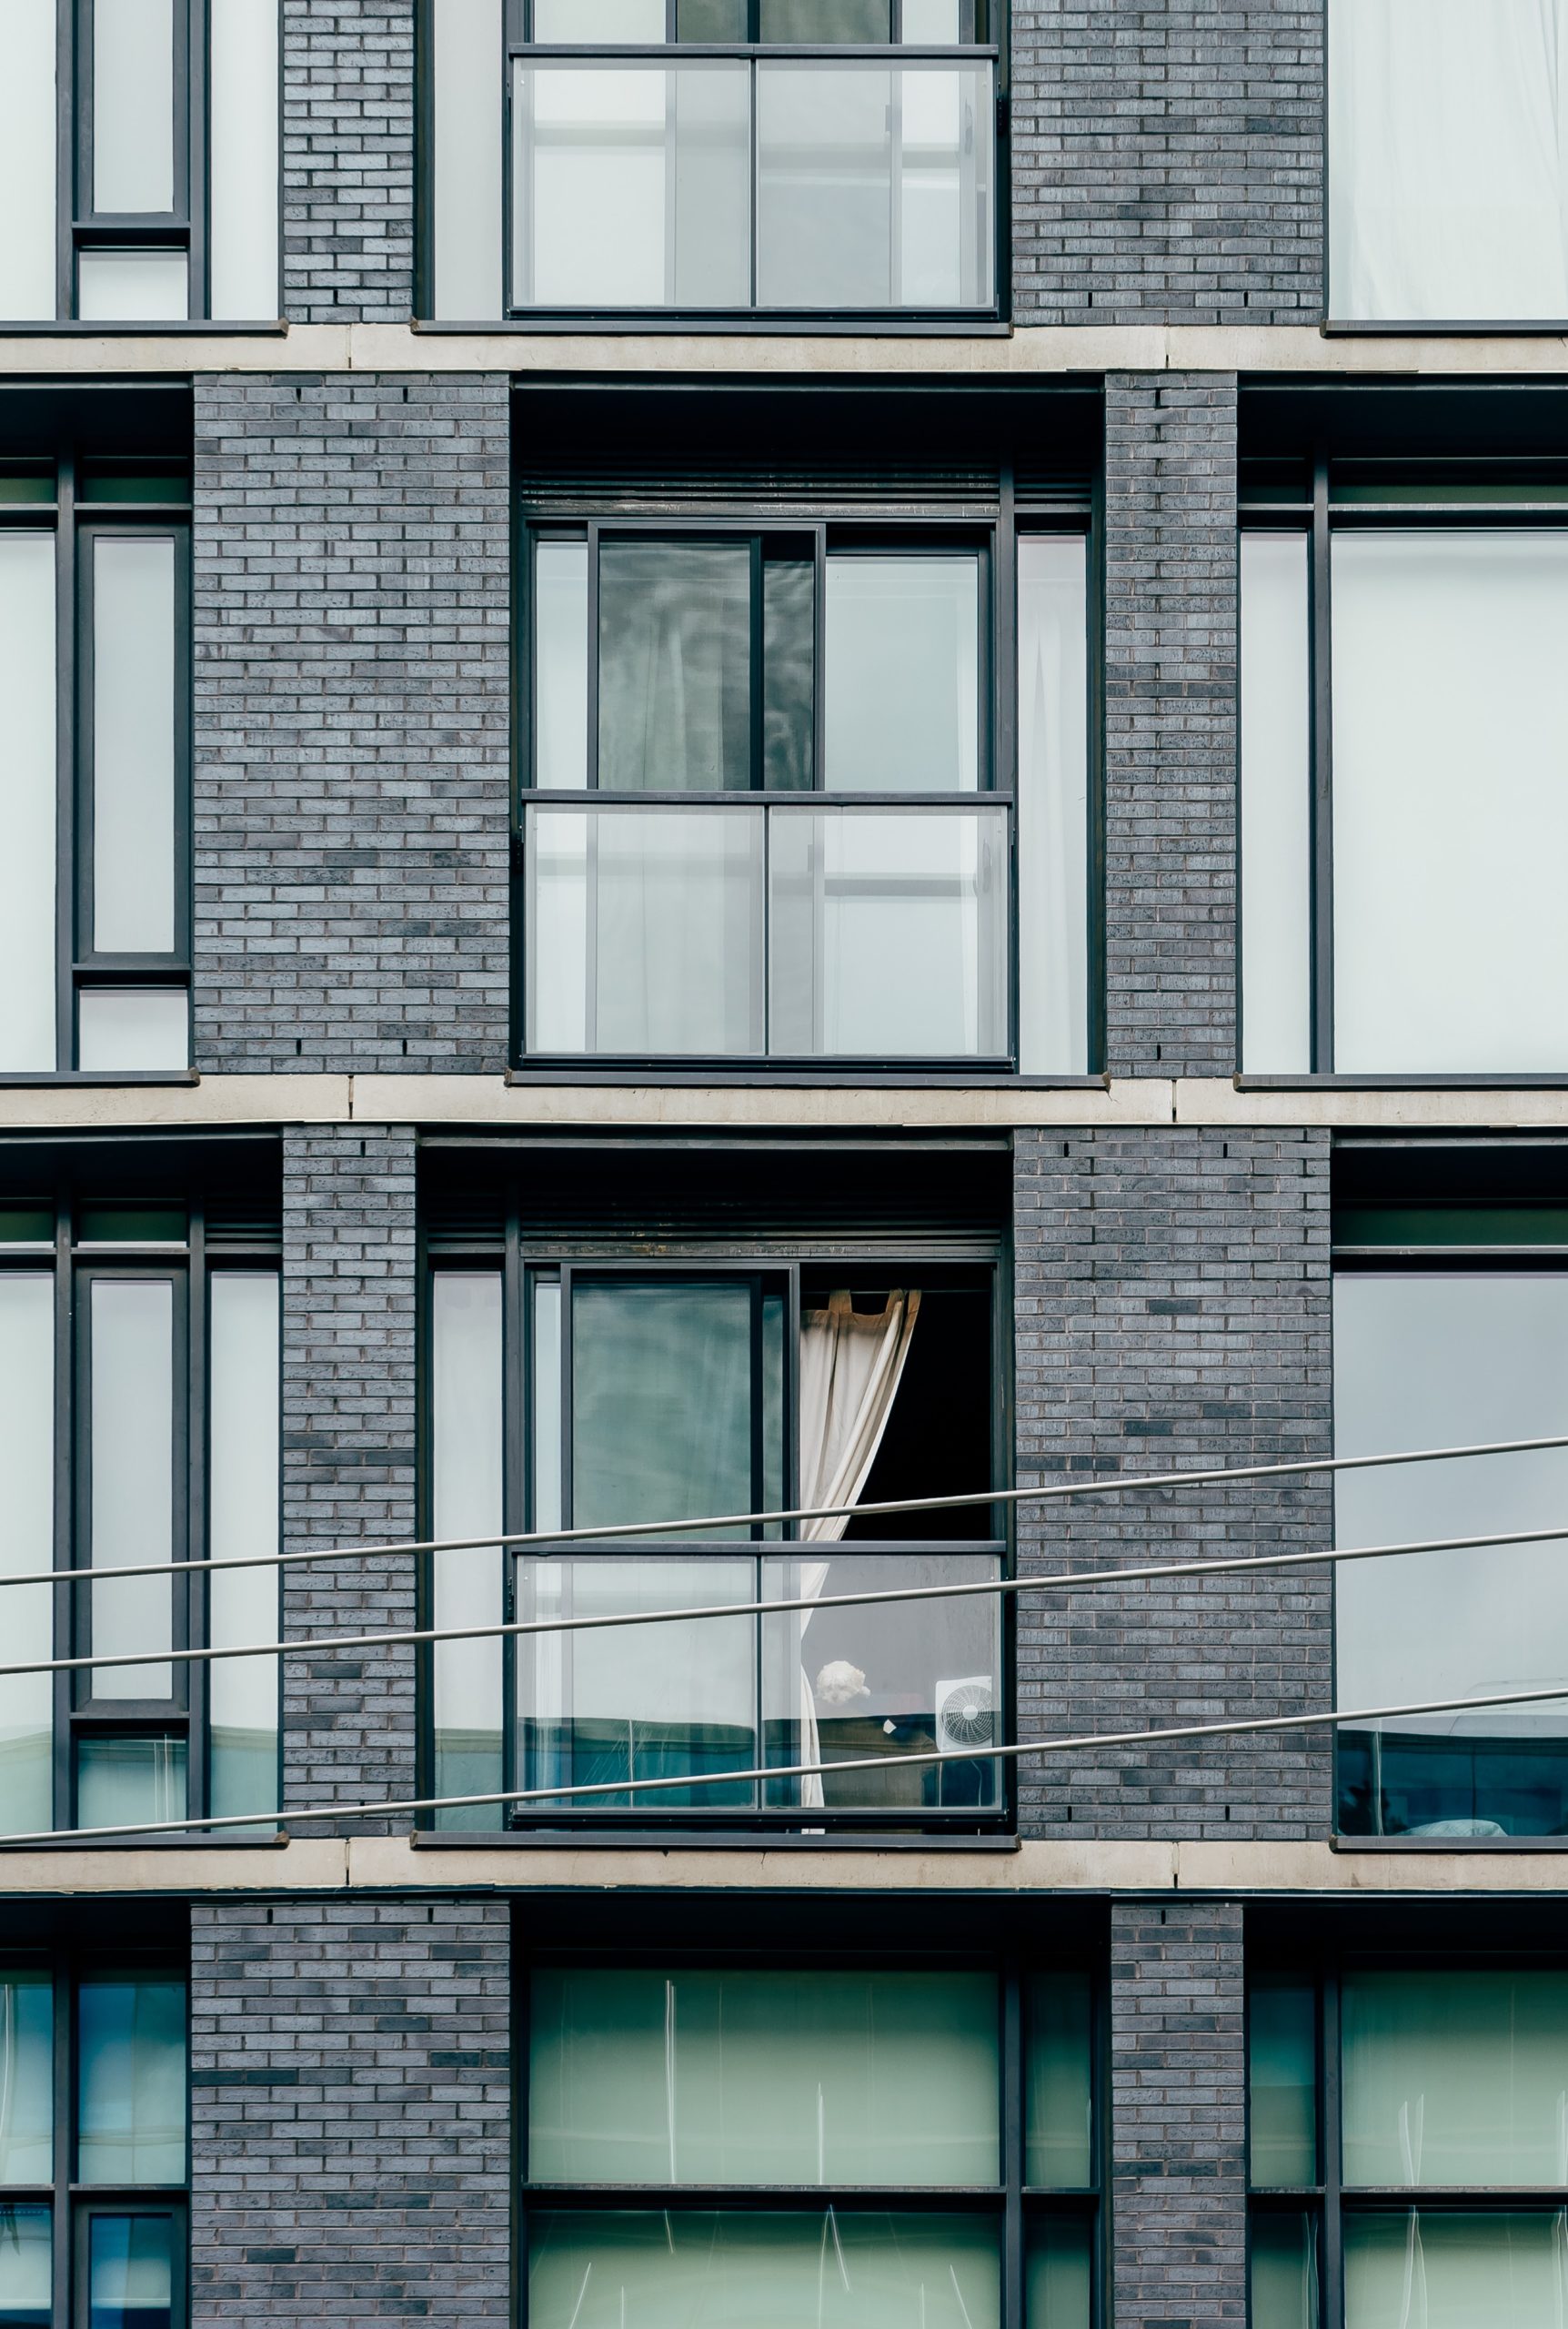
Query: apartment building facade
2,2,1567,2324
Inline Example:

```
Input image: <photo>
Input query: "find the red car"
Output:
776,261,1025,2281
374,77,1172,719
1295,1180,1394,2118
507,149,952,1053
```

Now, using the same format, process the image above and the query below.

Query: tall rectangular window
0,0,280,325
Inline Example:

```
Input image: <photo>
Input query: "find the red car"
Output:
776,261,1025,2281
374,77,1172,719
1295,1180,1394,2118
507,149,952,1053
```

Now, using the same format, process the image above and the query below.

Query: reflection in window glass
0,1281,54,1832
1343,2213,1568,2327
1025,1971,1093,2188
0,1975,53,2183
1248,1980,1317,2188
572,1281,758,1530
1251,2213,1319,2329
825,556,979,791
599,539,753,791
760,0,892,35
1342,1971,1568,2186
1026,2217,1093,2329
0,2203,50,2329
86,2214,176,2329
762,552,815,791
77,1980,186,2186
75,1736,187,1835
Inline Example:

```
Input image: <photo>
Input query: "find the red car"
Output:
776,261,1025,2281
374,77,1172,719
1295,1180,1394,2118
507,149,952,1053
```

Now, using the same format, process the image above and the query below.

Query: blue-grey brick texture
189,1899,513,2324
283,0,414,320
1010,0,1325,323
192,373,511,1074
1014,1126,1334,1839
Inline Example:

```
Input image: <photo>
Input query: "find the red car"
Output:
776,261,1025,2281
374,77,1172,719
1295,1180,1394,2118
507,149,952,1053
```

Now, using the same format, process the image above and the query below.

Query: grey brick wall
192,373,511,1075
282,1128,419,1824
283,1,414,321
1014,1125,1333,1840
1011,0,1325,324
1110,1901,1247,2329
1104,373,1239,1080
190,1898,513,2324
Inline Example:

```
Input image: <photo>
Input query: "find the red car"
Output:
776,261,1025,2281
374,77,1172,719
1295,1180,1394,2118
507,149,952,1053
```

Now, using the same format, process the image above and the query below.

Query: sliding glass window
0,453,191,1077
425,0,1000,320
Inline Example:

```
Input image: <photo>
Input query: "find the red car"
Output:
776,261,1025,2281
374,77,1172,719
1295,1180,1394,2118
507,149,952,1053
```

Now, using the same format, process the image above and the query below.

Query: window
1327,0,1568,327
0,1184,280,1839
421,1145,1010,1833
0,449,192,1077
1249,1956,1568,2329
426,0,1000,320
0,1954,186,2329
520,1954,1097,2329
1239,454,1568,1074
0,0,279,327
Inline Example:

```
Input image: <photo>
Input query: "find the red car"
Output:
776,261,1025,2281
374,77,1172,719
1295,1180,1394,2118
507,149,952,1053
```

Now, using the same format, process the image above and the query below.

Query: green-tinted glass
1332,479,1568,504
75,1205,186,1245
678,0,750,32
1345,2213,1567,2326
529,1965,1000,2184
77,465,190,505
570,1280,756,1533
0,1974,54,2184
1334,1205,1568,1248
0,1208,54,1245
0,472,55,505
1025,1971,1092,2187
0,2203,50,2322
1025,2215,1092,2329
1249,1980,1317,2187
1251,2212,1319,2329
76,1976,186,2185
1343,1971,1568,2186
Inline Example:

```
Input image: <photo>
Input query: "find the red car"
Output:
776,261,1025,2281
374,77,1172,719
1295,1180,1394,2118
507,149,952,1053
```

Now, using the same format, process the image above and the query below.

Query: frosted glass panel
1240,531,1311,1074
1332,533,1568,1073
93,0,176,213
0,1279,55,1836
533,1278,563,1534
210,0,281,318
208,1273,280,1824
0,2203,50,2323
0,1974,53,2183
77,1978,186,2183
89,1279,175,1700
77,990,189,1073
534,0,666,32
93,536,177,954
77,252,188,322
534,539,588,786
432,0,503,318
432,1273,505,1826
825,556,980,791
0,1,56,319
1017,534,1089,1074
1250,1981,1317,2186
529,1967,1000,2183
1025,1971,1093,2188
1026,2218,1092,2329
1329,0,1568,323
529,2213,1000,2329
0,535,56,1073
1344,2212,1568,2329
903,0,963,35
76,1734,186,1833
87,2215,176,2329
1343,1971,1568,2185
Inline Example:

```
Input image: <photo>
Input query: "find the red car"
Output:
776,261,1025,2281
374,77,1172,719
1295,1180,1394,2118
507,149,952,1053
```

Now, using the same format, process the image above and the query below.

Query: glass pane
93,536,177,956
77,1207,185,1245
534,0,667,34
1250,1980,1317,2186
1240,531,1312,1074
759,65,892,305
0,534,57,1073
899,65,992,304
207,1274,280,1827
89,1279,175,1701
1251,2213,1319,2329
432,1273,506,1828
763,1550,1001,1808
76,1736,186,1834
1343,1971,1568,2185
678,0,749,33
0,1977,53,2184
1329,0,1568,323
514,63,750,307
0,0,55,321
534,539,588,788
1332,532,1568,1073
526,806,765,1055
76,991,189,1073
1334,1274,1568,1838
77,252,189,322
209,0,281,319
518,1558,756,1810
93,0,176,213
86,2214,176,2329
599,540,752,791
0,1279,54,1836
1344,2212,1568,2329
1026,2216,1092,2329
760,1,893,36
762,552,815,790
528,2213,1000,2329
0,2203,50,2328
760,1290,784,1535
572,1280,755,1530
769,807,1008,1058
1026,1971,1092,2188
903,0,962,35
533,1277,563,1534
431,0,503,319
77,1978,186,2183
826,556,979,790
530,1966,1000,2183
1017,534,1089,1074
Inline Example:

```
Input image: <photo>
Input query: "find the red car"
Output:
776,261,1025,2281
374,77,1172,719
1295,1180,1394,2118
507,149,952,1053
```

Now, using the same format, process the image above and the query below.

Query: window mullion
1310,449,1334,1074
1002,1960,1023,2329
184,1211,206,1826
53,1952,72,2329
1322,1969,1342,2329
51,1201,74,1838
56,454,77,1072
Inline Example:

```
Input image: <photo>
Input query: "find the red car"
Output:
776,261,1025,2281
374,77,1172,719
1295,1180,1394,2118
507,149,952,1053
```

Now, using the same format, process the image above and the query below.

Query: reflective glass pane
759,65,892,306
903,0,963,35
0,1278,55,1833
572,1281,755,1530
1017,533,1089,1074
760,1,892,37
76,1736,187,1835
678,0,749,33
0,534,57,1073
514,63,750,307
207,1274,280,1827
1250,1980,1317,2187
1343,1971,1568,2186
93,0,176,214
77,253,189,323
769,808,1008,1058
533,1278,563,1534
1026,2217,1092,2329
598,540,752,791
77,1979,186,2184
1334,1274,1568,1837
530,1966,1000,2183
762,552,815,790
1251,2213,1319,2329
432,1273,505,1827
528,2212,1000,2329
431,0,503,319
0,1977,53,2184
0,2,55,320
534,539,588,788
1026,1971,1093,2188
1344,2212,1568,2329
825,556,979,790
86,2214,176,2329
534,0,667,33
89,1280,175,1701
209,0,282,319
518,1558,756,1810
1240,531,1312,1074
0,2203,50,2328
899,65,992,304
93,536,177,956
526,806,765,1055
76,991,189,1073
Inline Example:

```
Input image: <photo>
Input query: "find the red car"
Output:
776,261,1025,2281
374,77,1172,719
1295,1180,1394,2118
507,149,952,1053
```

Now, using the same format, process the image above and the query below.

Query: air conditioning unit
935,1675,995,1754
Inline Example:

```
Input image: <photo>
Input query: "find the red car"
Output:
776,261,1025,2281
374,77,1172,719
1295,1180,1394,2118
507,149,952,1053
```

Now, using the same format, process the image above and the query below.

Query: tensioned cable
2,1430,1566,1598
5,1676,1568,1850
8,1513,1568,1687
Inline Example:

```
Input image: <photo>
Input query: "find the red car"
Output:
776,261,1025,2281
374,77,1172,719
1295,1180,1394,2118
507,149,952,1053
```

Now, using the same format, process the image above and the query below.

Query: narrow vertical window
206,1272,281,1825
0,533,58,1074
0,1278,55,1836
75,1977,186,2186
86,1280,176,1707
91,0,178,216
1017,534,1090,1075
430,0,504,320
0,0,57,320
90,538,177,956
431,1272,506,1825
209,0,282,319
1239,530,1311,1074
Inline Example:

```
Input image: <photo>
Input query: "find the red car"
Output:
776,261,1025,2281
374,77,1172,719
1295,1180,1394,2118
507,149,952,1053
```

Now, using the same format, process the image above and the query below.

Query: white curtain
794,1290,920,1807
1329,0,1568,322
